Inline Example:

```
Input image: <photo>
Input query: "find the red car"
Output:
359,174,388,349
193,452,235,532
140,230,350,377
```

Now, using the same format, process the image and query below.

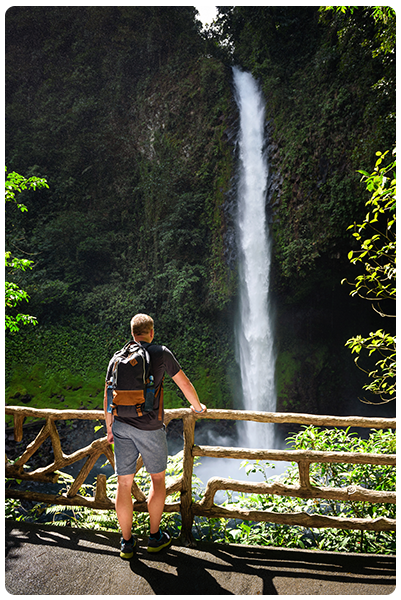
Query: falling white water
233,67,276,449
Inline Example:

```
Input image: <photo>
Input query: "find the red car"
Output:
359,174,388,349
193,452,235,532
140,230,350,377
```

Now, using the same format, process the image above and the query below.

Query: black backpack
106,341,155,417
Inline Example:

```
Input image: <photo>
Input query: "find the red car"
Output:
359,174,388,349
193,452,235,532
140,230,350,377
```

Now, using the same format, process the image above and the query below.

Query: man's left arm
172,370,206,414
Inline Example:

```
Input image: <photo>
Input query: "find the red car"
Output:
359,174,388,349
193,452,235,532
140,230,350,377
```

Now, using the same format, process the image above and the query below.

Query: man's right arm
104,383,114,443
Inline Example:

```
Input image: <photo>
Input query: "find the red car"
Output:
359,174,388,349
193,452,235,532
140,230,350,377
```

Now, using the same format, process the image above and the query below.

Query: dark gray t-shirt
107,341,181,431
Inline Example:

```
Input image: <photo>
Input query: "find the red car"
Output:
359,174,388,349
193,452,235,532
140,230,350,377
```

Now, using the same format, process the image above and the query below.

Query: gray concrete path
5,521,396,595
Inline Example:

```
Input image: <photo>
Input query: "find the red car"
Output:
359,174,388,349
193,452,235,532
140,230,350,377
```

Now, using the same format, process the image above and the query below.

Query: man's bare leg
148,470,166,534
116,473,134,540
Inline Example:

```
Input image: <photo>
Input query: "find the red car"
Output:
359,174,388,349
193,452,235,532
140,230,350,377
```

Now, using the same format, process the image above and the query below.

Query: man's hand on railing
191,403,207,414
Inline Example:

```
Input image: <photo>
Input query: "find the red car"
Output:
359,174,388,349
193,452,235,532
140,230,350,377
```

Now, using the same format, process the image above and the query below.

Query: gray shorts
112,419,168,476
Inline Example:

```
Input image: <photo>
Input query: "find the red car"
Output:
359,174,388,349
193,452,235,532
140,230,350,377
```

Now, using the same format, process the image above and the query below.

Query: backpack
106,341,156,417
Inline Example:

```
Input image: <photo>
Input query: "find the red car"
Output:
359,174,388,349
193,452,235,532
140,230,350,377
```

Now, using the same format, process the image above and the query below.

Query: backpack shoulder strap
142,343,163,367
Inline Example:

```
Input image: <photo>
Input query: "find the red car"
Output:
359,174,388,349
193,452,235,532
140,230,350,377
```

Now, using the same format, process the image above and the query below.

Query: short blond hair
131,313,154,337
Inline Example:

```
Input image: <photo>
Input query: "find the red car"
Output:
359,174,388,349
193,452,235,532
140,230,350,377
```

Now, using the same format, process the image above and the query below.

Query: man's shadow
129,544,278,595
128,540,396,596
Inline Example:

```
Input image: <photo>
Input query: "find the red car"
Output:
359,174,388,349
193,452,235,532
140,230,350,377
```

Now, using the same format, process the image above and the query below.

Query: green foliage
5,277,37,332
5,320,120,426
321,6,396,58
342,150,396,404
5,167,49,332
6,319,117,378
5,166,48,210
5,316,233,417
345,330,395,403
346,151,396,306
5,364,104,427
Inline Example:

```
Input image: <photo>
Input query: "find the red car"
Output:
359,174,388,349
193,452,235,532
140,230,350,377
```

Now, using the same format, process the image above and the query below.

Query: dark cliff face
272,273,396,419
5,7,395,418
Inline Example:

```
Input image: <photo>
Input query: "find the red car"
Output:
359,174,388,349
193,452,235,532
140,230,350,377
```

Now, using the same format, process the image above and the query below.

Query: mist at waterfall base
167,424,290,505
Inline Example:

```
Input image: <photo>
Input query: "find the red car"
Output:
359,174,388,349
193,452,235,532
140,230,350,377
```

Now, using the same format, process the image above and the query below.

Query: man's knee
117,474,134,489
150,470,165,487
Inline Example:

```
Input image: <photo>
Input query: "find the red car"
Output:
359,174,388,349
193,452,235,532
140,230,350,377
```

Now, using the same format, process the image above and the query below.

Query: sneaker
147,531,172,553
120,535,136,559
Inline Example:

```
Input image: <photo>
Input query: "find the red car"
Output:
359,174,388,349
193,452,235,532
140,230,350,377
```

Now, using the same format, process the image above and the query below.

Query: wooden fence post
298,459,312,490
13,413,24,443
180,413,196,546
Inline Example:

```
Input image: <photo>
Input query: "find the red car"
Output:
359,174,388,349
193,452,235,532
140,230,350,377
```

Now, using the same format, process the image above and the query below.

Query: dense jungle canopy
5,6,396,418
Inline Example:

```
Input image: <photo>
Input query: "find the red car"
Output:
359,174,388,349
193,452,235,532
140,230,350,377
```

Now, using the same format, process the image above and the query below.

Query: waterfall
233,67,276,449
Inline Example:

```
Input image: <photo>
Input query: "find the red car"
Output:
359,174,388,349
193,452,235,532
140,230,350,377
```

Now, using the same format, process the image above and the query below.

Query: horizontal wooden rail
192,504,396,532
6,474,182,513
164,408,396,429
5,406,396,545
6,405,396,434
198,476,396,508
193,444,396,466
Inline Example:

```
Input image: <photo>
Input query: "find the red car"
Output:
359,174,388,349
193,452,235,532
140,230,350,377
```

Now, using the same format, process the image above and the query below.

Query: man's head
131,313,154,339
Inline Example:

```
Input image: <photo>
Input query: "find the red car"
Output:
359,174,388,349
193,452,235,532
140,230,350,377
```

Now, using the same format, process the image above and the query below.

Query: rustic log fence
5,406,396,544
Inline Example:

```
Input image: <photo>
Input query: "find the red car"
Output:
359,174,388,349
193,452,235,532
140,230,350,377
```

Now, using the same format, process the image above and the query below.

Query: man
104,313,206,559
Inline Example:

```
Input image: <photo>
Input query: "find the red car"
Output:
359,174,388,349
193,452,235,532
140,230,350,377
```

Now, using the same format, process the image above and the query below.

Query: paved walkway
5,521,396,595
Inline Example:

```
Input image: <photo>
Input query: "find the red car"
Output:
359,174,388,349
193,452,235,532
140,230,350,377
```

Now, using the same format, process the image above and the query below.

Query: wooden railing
5,406,396,544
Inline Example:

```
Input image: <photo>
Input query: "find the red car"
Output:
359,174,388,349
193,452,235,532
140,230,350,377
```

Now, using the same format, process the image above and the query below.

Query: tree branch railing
5,406,396,544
